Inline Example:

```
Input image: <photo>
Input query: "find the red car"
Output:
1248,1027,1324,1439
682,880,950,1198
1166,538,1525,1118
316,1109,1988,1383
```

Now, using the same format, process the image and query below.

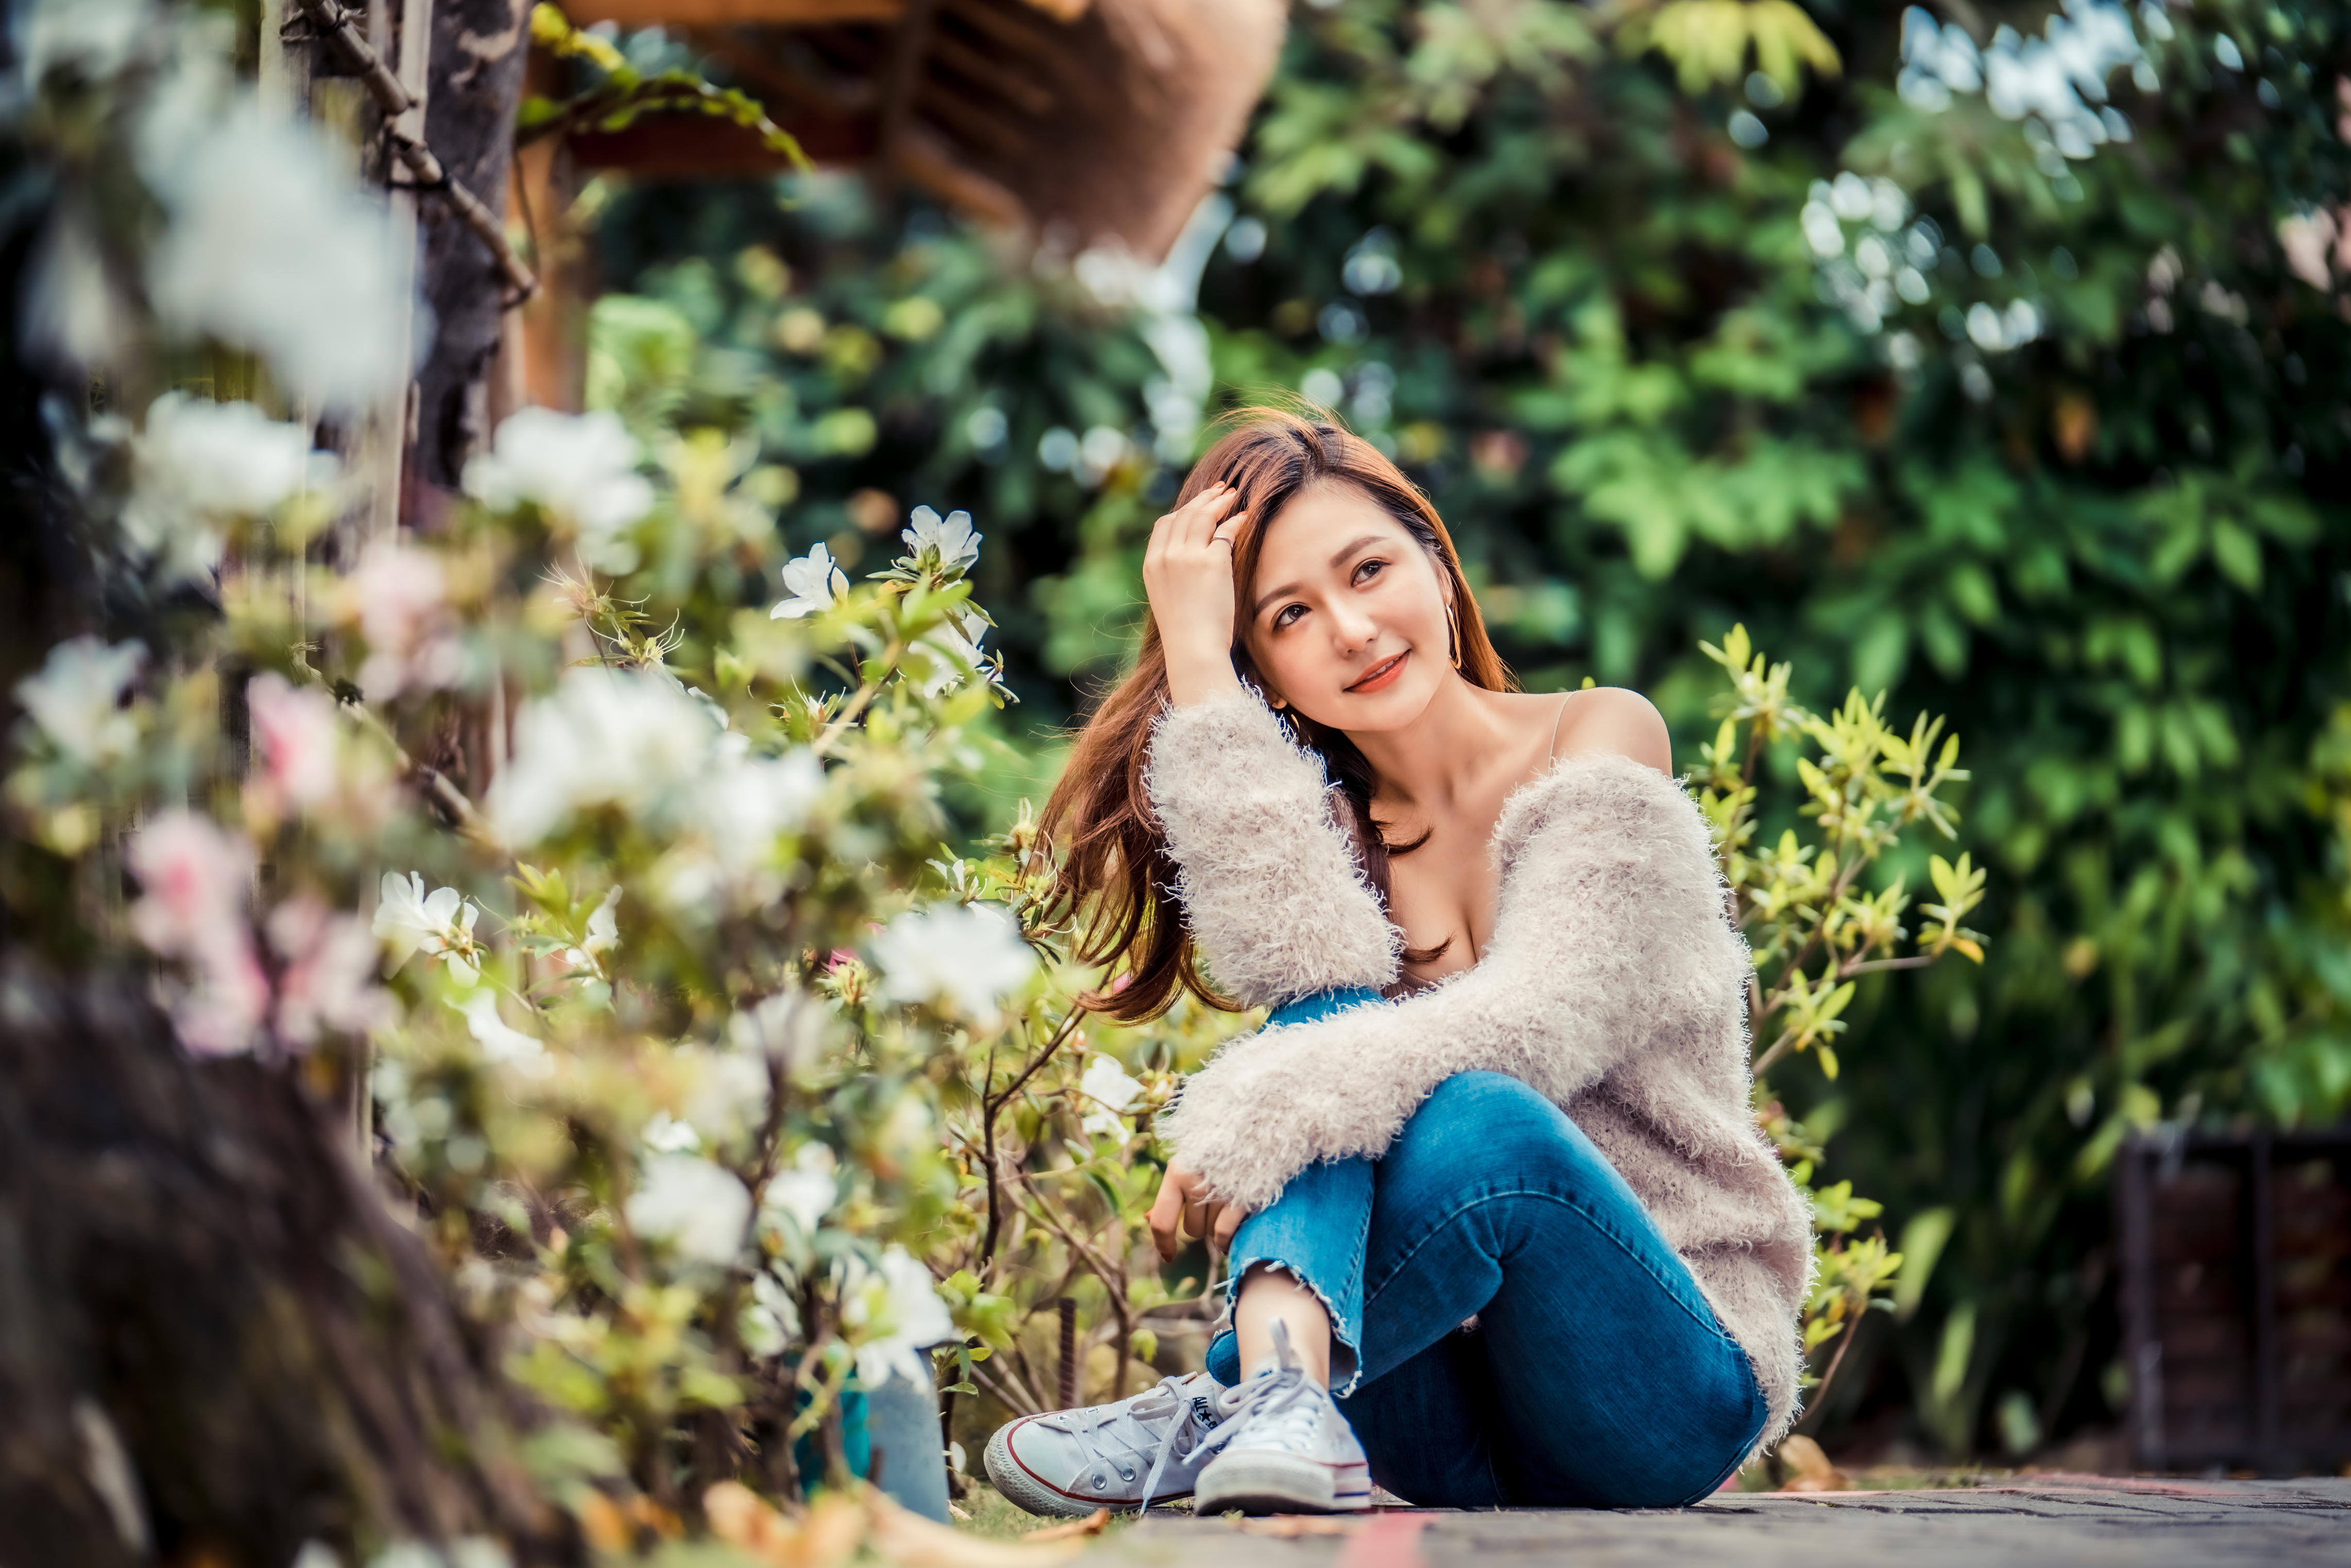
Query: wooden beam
875,0,939,174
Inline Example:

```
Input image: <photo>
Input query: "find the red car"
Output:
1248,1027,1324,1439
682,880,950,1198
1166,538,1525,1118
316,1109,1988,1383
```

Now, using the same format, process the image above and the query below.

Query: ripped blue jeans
1203,989,1767,1508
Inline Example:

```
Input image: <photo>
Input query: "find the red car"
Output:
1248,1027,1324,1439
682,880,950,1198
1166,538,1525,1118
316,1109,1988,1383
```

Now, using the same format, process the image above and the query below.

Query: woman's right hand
1143,482,1249,706
1147,1155,1244,1260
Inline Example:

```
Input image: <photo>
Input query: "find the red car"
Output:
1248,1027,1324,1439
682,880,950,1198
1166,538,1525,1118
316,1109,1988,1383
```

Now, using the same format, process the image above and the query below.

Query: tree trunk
411,0,534,501
0,970,573,1567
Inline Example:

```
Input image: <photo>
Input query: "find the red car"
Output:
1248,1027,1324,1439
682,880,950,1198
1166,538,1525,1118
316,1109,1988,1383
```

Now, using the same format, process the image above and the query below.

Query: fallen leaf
1022,1509,1109,1542
703,1482,867,1567
1775,1435,1852,1492
803,1494,867,1565
1233,1515,1361,1537
628,1494,685,1540
575,1491,632,1553
865,1489,1083,1567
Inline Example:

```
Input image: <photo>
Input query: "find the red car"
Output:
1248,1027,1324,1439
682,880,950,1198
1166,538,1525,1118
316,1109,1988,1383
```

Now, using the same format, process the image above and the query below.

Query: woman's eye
1354,559,1386,585
1273,605,1305,630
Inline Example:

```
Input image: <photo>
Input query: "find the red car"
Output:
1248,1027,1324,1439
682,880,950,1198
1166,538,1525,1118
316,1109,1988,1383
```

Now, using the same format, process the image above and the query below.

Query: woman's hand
1147,1156,1244,1260
1143,482,1249,707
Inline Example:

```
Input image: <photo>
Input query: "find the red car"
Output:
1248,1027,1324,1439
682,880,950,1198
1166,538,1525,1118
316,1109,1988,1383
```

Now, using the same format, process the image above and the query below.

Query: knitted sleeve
1144,692,1402,1009
1158,750,1747,1211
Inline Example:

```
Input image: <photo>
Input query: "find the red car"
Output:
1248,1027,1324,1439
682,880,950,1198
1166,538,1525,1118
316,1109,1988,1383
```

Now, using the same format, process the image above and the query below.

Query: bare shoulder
1551,686,1672,775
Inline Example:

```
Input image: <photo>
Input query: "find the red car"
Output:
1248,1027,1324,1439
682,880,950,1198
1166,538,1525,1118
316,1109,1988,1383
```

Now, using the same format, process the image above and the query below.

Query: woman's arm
1160,750,1745,1212
1145,690,1402,1008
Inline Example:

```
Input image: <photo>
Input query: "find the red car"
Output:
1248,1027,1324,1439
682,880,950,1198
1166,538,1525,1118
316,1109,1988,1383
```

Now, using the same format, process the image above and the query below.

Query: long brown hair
1038,409,1513,1022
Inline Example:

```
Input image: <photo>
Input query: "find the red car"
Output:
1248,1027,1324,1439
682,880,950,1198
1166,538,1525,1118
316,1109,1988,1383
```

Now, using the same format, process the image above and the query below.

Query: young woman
984,412,1811,1517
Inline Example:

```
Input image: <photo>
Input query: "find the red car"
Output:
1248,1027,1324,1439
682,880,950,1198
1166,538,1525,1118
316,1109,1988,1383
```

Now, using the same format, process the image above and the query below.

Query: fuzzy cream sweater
1145,692,1813,1445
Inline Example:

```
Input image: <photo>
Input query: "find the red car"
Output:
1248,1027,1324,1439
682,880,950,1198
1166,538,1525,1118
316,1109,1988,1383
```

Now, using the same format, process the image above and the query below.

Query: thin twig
978,1006,1085,1279
292,0,540,305
1799,1317,1865,1434
1837,955,1935,978
969,1356,1047,1419
811,642,901,758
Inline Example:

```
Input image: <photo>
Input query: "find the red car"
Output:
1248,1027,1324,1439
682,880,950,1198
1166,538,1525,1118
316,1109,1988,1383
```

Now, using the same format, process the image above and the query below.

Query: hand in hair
1142,480,1250,707
1146,1155,1244,1260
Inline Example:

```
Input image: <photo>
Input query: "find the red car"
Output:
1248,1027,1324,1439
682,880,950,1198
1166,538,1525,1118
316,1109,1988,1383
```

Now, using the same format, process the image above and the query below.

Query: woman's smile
1345,650,1409,695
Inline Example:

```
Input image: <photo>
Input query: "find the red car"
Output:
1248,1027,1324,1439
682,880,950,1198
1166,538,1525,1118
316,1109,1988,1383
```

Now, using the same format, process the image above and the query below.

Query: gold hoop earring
1445,602,1462,668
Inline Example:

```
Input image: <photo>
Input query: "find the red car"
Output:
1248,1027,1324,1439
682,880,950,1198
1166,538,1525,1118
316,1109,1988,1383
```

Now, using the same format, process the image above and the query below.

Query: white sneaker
985,1371,1227,1517
1192,1321,1371,1515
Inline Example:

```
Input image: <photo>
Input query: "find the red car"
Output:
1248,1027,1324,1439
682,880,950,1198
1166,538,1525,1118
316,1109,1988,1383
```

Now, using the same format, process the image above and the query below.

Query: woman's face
1239,480,1457,734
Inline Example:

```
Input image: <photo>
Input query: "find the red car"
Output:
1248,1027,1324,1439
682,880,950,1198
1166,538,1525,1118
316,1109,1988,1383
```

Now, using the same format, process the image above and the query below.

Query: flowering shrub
3,6,1242,1559
1689,625,1987,1414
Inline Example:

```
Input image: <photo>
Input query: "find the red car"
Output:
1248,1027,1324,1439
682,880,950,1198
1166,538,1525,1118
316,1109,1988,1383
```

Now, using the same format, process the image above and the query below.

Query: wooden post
342,0,432,551
1057,1296,1079,1410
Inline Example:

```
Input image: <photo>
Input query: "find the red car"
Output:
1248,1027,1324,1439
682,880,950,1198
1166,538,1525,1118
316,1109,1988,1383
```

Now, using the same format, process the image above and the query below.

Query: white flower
247,673,340,809
453,990,551,1075
682,1045,772,1149
1077,1054,1146,1140
463,409,654,574
689,743,825,848
643,1110,702,1154
144,103,410,410
837,1245,956,1388
119,393,335,580
741,1269,803,1356
899,505,980,576
372,871,482,986
266,898,395,1049
13,636,143,766
769,542,848,618
760,1143,839,1242
488,668,717,846
728,988,831,1076
870,902,1036,1018
19,0,147,83
489,668,824,871
627,1153,752,1267
913,609,989,698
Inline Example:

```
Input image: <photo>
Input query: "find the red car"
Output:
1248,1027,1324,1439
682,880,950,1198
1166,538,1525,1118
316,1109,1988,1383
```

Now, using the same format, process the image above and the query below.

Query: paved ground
1078,1475,2351,1567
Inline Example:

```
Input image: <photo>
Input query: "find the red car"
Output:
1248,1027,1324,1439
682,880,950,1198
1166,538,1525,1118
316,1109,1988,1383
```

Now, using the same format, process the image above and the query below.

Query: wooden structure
2117,1128,2351,1472
556,0,1285,263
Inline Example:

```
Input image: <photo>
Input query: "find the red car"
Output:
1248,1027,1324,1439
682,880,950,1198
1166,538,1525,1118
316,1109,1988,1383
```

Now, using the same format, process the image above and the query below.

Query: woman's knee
1390,1072,1591,1182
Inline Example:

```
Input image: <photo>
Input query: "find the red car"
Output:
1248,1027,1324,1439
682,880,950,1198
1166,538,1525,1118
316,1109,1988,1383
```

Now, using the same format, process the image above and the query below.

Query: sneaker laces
1182,1320,1330,1481
1044,1375,1208,1512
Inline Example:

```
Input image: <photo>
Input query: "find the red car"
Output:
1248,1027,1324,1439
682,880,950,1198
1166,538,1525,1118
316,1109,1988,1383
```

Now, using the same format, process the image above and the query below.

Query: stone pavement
1078,1475,2351,1567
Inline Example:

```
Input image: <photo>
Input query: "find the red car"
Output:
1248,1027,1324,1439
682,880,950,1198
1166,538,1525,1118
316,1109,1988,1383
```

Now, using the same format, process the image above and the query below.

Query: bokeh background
7,0,2346,1478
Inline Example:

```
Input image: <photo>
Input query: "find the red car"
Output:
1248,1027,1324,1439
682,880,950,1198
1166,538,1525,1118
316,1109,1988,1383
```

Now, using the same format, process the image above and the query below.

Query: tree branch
292,0,539,305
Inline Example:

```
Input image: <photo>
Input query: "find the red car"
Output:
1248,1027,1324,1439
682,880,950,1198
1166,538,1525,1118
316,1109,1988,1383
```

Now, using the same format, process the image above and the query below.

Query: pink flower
247,672,339,808
340,540,461,700
165,953,273,1058
267,897,396,1049
126,811,251,957
125,811,268,1056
